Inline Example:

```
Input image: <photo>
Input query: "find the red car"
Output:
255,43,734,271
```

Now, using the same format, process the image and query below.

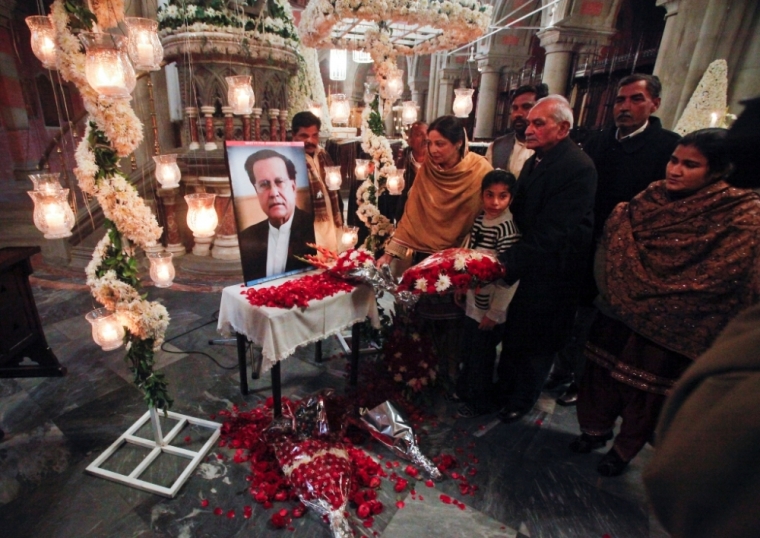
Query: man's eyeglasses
254,178,291,192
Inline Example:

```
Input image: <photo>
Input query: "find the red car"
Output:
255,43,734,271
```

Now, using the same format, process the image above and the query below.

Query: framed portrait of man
225,141,316,285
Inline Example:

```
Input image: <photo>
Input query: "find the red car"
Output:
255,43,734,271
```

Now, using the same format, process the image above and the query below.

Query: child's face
482,183,513,219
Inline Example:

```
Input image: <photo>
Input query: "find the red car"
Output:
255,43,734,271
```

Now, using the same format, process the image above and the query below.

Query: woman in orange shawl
376,115,492,382
377,115,492,265
572,128,760,477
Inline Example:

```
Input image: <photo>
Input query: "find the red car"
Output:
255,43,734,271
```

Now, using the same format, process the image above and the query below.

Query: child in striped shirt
455,169,521,418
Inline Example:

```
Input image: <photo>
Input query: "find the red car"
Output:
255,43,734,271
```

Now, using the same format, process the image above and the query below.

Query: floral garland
356,95,395,252
52,0,171,410
298,0,492,57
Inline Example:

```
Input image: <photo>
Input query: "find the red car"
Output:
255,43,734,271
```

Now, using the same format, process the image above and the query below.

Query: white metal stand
85,407,221,498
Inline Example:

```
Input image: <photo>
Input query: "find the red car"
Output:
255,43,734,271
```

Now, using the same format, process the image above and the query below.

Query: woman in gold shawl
571,128,760,477
377,115,492,265
377,115,493,383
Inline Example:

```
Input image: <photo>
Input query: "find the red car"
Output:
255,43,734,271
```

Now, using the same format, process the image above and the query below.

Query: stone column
652,0,681,129
268,109,280,141
473,65,501,139
279,109,288,141
252,108,262,140
537,28,610,97
157,188,185,257
436,68,459,118
222,106,234,140
200,176,240,261
426,53,444,121
242,114,251,141
200,105,217,150
185,106,200,150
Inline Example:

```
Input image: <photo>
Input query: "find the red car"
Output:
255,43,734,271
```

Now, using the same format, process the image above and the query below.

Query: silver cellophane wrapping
359,400,442,480
339,263,420,310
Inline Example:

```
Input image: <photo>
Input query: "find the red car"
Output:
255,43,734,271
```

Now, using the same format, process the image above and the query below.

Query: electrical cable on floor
160,308,239,370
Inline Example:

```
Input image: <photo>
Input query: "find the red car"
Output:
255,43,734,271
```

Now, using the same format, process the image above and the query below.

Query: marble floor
0,259,670,538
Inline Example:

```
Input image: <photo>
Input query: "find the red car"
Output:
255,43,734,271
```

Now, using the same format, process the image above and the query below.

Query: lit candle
94,63,125,96
40,36,55,59
137,41,153,66
710,112,719,128
387,170,405,195
355,159,369,180
44,202,66,231
100,322,118,344
325,166,342,190
340,226,358,250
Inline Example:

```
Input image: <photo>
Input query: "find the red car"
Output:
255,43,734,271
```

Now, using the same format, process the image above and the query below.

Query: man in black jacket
495,95,597,423
549,74,680,405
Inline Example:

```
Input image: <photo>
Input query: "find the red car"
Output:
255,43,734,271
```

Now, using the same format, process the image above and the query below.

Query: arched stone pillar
536,28,604,96
473,64,501,139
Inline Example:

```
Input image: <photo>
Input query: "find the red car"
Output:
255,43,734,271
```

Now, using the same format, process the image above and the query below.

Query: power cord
160,309,239,370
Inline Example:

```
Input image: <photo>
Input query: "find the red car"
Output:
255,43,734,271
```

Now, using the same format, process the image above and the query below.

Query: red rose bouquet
397,248,505,294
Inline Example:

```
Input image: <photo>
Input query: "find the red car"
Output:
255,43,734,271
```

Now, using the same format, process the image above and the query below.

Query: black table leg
272,362,282,417
350,323,360,387
315,340,323,363
236,333,248,395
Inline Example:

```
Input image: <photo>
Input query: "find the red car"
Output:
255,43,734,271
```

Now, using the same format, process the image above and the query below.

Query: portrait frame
225,141,316,286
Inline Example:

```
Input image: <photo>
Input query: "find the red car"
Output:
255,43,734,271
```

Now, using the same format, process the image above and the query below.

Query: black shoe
497,407,528,423
556,382,579,406
443,392,462,403
597,448,629,477
544,373,573,391
569,432,613,453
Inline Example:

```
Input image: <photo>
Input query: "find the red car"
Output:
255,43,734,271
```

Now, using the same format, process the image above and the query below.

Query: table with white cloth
217,273,380,416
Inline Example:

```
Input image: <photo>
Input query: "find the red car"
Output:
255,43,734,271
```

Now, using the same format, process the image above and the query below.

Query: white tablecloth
217,273,380,374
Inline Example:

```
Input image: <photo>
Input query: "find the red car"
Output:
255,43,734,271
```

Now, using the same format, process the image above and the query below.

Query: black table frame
235,323,361,417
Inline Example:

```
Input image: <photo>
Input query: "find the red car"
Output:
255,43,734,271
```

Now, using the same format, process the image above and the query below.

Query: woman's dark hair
428,115,466,157
481,169,517,194
677,128,732,178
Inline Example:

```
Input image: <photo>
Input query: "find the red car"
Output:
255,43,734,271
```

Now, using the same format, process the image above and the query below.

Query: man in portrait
237,148,315,283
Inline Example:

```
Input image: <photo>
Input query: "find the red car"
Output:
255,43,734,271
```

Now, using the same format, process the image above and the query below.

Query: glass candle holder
354,159,370,181
80,32,136,100
385,72,404,102
124,17,163,71
453,88,474,118
29,172,63,194
386,169,405,195
185,193,218,237
153,154,181,188
308,101,322,119
86,308,125,351
26,16,57,69
148,251,175,288
329,94,350,125
226,75,255,115
401,101,418,125
329,49,347,81
28,188,75,239
340,226,359,250
324,166,343,190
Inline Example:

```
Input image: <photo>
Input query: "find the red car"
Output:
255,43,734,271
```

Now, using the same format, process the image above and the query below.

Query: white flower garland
298,0,492,56
52,0,167,351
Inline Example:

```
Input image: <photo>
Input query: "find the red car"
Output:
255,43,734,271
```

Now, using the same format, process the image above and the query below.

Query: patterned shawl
390,151,492,254
600,180,760,359
305,147,343,227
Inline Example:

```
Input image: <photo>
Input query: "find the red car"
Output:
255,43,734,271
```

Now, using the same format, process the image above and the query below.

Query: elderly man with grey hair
493,95,598,423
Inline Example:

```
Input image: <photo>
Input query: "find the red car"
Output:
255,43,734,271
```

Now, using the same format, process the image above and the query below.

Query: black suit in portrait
238,207,316,284
496,136,597,412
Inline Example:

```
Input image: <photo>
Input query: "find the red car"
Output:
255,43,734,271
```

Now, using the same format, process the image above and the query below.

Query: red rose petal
200,499,209,508
396,500,405,509
213,507,223,516
226,510,235,518
425,479,435,488
440,494,452,504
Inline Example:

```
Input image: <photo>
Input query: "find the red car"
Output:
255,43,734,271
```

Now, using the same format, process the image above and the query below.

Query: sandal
569,432,613,453
597,448,629,477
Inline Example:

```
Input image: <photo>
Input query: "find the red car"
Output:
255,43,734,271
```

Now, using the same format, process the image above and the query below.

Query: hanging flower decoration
298,0,492,58
51,0,171,410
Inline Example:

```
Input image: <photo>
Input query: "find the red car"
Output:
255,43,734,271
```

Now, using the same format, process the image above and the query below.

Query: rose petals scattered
213,507,223,516
184,436,192,444
243,506,252,519
358,503,371,519
425,479,435,487
440,494,452,504
226,509,235,518
200,499,209,508
396,500,405,509
362,517,374,528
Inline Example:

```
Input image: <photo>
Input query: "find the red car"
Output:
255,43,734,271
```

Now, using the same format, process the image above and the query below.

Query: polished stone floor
0,259,670,538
